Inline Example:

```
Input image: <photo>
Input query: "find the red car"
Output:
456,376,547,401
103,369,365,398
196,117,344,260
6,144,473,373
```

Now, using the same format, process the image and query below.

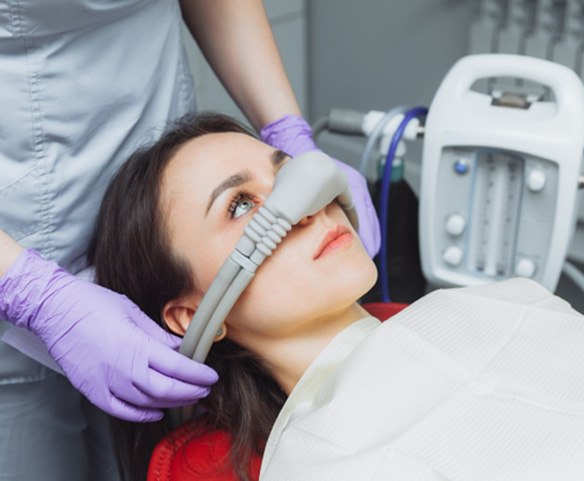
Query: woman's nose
298,207,326,226
297,214,314,226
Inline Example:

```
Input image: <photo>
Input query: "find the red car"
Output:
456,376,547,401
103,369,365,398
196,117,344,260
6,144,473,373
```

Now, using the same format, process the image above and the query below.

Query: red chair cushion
362,301,408,321
147,423,261,481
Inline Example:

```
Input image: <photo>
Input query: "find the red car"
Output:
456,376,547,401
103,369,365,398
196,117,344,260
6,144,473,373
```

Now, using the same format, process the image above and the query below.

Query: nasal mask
179,151,358,362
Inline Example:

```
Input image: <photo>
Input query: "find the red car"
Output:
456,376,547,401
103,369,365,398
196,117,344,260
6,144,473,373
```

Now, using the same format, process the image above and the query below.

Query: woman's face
161,132,377,353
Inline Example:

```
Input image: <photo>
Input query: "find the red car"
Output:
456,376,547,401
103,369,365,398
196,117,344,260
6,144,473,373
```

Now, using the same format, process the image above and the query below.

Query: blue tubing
378,106,428,302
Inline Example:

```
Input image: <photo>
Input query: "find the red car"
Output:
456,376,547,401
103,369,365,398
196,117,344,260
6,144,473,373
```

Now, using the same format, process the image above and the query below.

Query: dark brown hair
88,112,287,481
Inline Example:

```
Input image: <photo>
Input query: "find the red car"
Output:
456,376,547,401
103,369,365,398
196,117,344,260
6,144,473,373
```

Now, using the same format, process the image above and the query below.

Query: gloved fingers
104,394,164,423
346,174,381,257
260,114,317,158
147,340,218,386
129,308,181,350
355,193,381,257
331,159,381,257
114,370,212,409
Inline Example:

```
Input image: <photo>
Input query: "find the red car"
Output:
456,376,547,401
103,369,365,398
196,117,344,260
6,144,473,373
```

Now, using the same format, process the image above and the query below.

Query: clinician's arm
180,0,299,129
180,0,381,256
0,229,217,422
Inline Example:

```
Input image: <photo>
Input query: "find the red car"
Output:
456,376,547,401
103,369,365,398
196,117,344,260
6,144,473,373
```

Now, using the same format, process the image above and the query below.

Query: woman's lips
313,226,354,260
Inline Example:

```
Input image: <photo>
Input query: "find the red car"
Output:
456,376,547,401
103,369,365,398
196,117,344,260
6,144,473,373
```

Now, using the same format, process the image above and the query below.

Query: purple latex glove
0,249,218,422
260,114,381,257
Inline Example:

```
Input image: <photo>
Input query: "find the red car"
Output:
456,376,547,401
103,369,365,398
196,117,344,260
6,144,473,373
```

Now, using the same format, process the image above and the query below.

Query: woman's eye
229,193,257,219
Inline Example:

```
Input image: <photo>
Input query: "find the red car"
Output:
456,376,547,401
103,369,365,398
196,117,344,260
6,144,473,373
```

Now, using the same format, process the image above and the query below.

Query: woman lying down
89,112,584,481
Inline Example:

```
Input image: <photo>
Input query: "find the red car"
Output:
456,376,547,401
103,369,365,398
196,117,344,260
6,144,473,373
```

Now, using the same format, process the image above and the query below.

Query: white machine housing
420,54,584,290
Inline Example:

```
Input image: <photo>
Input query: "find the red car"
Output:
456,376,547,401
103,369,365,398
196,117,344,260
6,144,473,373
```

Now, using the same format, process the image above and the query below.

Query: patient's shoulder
147,422,261,481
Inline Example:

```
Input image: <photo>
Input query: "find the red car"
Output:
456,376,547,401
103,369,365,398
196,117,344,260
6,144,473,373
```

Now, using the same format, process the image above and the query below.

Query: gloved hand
0,249,218,422
260,114,381,257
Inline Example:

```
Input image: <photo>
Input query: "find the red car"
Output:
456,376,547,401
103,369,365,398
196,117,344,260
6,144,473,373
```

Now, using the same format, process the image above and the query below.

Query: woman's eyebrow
206,170,252,215
205,150,288,216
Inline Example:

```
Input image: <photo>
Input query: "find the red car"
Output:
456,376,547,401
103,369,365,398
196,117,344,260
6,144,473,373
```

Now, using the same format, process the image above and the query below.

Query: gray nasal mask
179,151,358,362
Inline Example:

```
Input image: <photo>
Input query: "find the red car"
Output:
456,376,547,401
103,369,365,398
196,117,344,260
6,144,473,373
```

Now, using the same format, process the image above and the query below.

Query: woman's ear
163,298,228,343
162,299,197,336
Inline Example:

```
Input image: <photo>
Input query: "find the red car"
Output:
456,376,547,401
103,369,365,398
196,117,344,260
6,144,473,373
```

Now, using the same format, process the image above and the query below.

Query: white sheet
260,278,584,481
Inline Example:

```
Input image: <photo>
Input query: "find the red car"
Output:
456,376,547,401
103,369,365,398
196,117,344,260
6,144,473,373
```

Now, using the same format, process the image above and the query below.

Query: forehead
169,132,273,175
164,131,274,187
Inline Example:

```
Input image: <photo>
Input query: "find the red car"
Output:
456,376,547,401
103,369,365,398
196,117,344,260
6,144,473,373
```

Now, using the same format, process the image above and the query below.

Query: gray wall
307,0,473,119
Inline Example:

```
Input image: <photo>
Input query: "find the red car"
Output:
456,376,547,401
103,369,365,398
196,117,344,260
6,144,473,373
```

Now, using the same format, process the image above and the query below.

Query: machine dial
515,258,536,278
446,214,466,236
443,246,463,267
526,169,546,192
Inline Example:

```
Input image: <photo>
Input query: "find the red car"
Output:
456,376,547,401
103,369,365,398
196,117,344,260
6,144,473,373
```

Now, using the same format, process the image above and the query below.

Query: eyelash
227,191,258,219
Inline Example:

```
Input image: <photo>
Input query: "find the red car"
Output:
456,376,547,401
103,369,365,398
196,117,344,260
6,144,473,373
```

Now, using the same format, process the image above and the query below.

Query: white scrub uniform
261,279,584,481
0,1,195,479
